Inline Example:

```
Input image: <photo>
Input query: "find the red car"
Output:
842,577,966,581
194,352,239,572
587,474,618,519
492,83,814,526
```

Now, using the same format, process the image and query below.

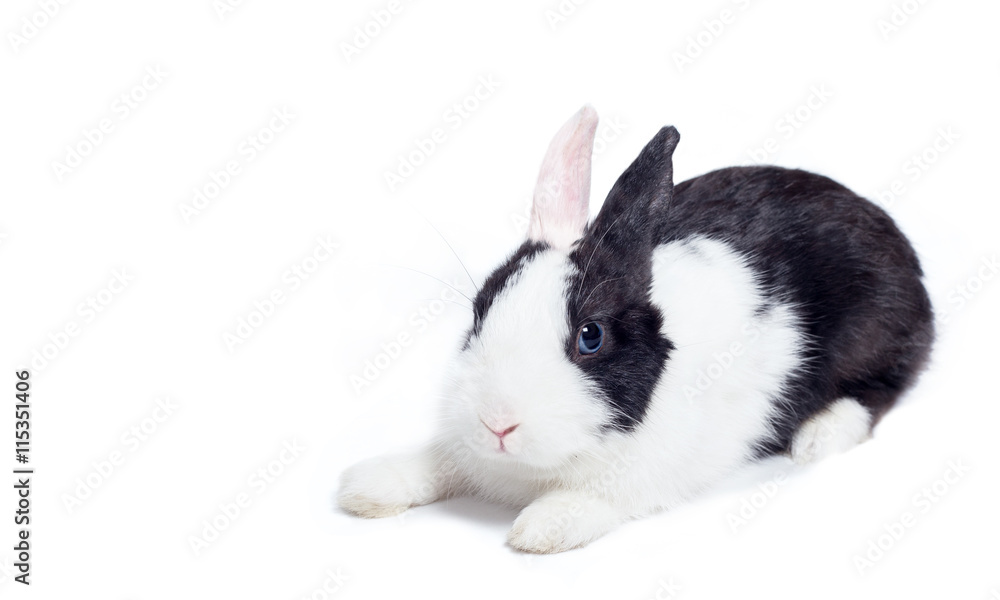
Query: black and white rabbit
338,106,934,553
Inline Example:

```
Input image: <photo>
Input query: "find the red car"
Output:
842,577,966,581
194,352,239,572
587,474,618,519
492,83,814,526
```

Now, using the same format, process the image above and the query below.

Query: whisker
418,212,480,295
579,276,625,313
600,394,645,429
408,298,474,312
576,211,629,297
377,263,474,305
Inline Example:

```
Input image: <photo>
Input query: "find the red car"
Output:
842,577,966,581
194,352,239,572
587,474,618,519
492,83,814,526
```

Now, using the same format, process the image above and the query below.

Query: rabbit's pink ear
528,105,598,250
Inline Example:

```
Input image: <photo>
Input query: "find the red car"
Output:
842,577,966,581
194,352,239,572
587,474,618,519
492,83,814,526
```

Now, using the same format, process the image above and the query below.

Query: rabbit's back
657,166,934,455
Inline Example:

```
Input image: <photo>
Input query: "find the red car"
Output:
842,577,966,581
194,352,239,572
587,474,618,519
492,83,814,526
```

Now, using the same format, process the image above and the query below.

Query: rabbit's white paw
507,491,622,554
791,397,871,465
338,453,445,518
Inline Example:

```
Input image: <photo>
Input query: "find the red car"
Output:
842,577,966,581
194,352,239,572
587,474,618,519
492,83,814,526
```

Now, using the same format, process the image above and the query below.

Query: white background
1,0,998,598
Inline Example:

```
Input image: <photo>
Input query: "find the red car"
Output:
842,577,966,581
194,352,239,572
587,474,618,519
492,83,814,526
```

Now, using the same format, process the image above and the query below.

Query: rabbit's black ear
590,125,679,244
527,105,599,250
572,126,680,287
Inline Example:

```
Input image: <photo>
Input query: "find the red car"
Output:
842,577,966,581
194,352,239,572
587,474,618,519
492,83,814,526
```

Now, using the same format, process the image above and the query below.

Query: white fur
339,236,817,552
790,397,871,465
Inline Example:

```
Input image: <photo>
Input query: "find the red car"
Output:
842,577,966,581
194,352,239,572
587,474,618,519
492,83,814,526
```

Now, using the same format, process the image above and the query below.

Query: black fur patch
563,294,674,432
464,240,549,348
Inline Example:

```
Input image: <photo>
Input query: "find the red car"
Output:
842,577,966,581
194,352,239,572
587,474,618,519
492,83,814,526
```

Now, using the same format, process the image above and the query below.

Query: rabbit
337,105,934,553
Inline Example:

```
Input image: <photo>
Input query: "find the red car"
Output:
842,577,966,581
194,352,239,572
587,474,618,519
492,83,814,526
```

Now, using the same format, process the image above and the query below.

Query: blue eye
578,322,604,355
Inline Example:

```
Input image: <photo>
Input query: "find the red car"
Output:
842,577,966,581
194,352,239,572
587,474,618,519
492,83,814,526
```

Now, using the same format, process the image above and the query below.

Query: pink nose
483,422,519,439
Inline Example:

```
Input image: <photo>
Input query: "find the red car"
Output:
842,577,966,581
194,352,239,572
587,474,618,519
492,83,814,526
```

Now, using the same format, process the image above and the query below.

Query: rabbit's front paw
507,491,621,554
337,453,442,518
